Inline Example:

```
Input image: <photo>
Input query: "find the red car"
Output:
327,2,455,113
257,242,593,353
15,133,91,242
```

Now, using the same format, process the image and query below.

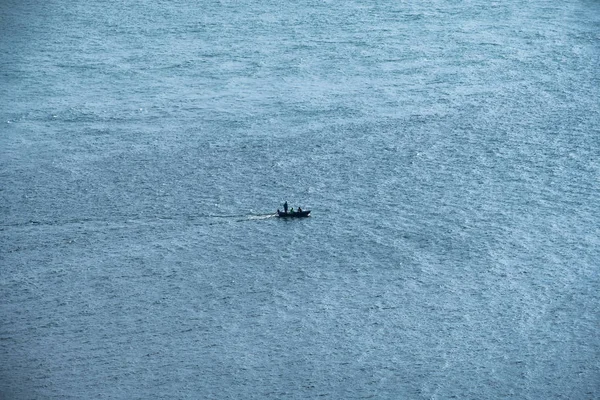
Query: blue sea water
1,0,599,398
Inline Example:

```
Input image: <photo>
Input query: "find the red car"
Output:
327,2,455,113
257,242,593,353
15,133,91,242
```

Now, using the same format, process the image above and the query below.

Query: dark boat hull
277,210,311,218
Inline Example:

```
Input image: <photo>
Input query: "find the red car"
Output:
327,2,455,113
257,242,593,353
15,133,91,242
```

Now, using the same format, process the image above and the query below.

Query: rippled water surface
1,0,599,398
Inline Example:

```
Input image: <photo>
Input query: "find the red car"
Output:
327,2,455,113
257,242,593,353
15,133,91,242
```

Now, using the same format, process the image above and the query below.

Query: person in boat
283,201,288,213
298,207,302,212
290,207,294,213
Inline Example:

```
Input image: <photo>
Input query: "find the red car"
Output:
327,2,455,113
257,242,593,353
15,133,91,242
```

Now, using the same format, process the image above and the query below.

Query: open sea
1,0,599,398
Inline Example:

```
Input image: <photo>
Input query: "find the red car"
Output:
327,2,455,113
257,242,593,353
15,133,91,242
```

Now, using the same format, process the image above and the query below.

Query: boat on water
277,210,311,218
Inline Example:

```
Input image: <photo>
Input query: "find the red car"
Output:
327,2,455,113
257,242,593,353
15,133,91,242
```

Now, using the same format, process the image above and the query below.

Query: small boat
277,210,311,218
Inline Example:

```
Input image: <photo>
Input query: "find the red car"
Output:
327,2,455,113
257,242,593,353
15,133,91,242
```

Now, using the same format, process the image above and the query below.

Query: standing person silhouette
283,201,288,213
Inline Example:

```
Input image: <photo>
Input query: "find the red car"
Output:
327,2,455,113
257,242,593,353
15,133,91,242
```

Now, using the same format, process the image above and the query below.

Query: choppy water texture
1,0,600,398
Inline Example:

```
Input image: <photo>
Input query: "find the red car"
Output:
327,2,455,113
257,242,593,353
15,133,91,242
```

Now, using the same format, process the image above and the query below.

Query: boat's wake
2,213,279,230
245,213,277,221
203,212,278,224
